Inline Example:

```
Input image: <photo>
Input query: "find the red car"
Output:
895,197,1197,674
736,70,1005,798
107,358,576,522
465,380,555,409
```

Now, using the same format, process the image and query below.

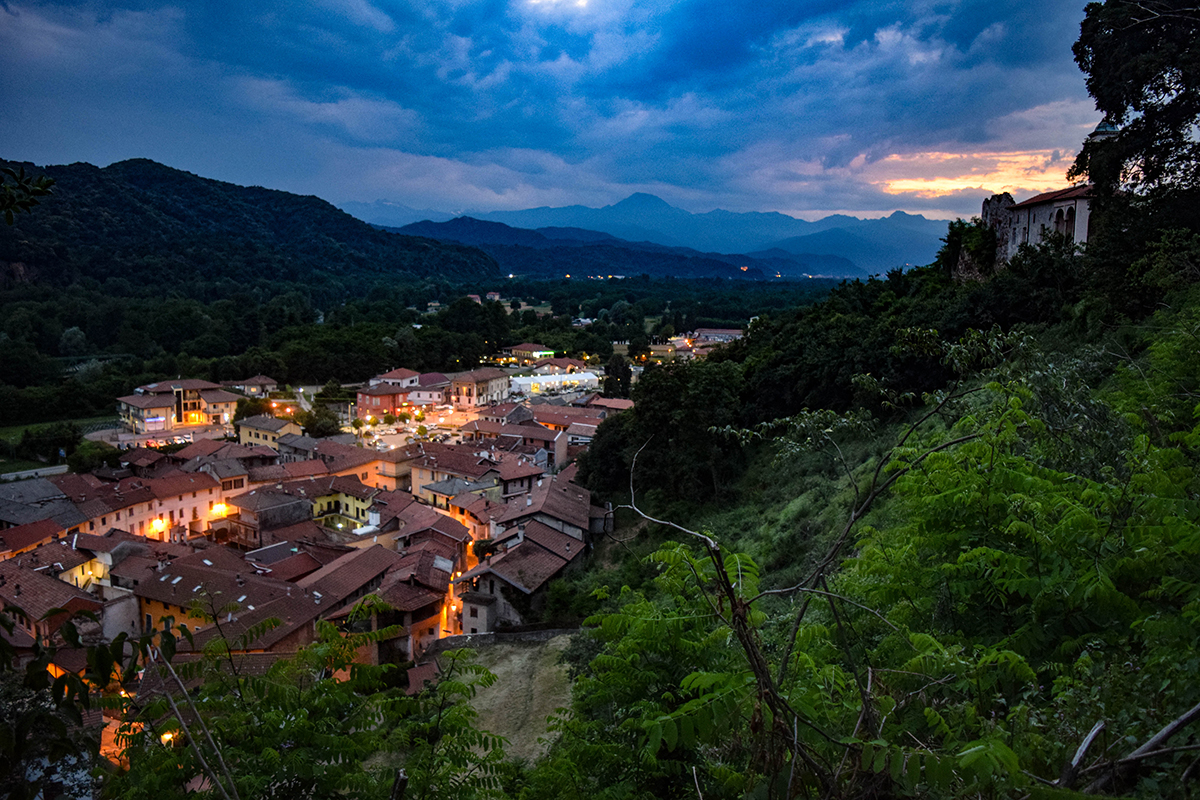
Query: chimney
526,495,532,507
14,584,20,596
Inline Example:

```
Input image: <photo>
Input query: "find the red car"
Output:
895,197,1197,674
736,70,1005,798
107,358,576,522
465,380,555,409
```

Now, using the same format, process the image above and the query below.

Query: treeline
0,272,838,424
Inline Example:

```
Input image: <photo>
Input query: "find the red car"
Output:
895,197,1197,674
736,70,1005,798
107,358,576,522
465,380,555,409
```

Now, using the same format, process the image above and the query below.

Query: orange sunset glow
873,150,1079,198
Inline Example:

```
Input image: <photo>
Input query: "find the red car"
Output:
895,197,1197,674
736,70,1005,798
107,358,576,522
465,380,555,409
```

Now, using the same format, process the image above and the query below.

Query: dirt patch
467,634,573,762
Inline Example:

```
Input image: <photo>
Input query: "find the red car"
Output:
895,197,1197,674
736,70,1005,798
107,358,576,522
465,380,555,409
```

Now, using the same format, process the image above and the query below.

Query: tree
1071,2,1200,195
106,603,508,799
298,403,343,438
602,354,631,398
232,397,272,422
1,166,55,225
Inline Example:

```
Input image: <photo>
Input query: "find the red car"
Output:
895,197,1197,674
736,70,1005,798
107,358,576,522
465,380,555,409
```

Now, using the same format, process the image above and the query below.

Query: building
116,379,240,433
510,371,600,397
222,375,278,396
450,368,510,409
369,367,420,388
508,343,555,366
982,186,1093,264
236,415,303,450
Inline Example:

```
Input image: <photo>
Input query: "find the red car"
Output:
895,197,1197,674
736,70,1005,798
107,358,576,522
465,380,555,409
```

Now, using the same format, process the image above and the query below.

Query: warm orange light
151,519,166,533
211,503,228,517
161,731,174,745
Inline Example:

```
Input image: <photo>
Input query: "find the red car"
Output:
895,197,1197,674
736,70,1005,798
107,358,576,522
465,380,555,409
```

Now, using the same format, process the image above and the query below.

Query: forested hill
0,158,498,292
396,217,864,280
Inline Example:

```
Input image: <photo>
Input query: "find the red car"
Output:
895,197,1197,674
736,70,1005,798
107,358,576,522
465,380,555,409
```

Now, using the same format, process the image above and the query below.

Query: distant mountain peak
610,193,674,211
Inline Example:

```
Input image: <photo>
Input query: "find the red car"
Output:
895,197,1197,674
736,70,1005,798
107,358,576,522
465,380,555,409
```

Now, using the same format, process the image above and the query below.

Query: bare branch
1086,700,1200,792
751,585,900,632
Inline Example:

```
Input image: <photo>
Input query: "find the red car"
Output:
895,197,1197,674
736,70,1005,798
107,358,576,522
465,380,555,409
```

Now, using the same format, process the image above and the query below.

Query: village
0,329,744,754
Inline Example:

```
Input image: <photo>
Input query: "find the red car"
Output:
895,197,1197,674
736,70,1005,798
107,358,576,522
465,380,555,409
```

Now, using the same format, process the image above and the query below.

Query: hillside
396,217,867,279
443,192,950,264
0,158,498,292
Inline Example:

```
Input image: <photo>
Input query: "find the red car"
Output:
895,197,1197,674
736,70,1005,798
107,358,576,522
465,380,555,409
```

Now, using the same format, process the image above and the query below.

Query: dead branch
1059,720,1104,789
1085,700,1200,793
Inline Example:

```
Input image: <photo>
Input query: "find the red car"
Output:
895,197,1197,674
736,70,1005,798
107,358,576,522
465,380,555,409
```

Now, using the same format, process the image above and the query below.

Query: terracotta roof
238,415,296,433
120,447,170,467
137,379,223,393
0,518,63,556
379,576,445,613
199,389,240,404
265,520,330,543
418,372,449,387
122,560,294,613
405,660,441,695
297,544,404,603
145,472,220,500
461,544,566,594
187,591,327,652
587,397,634,411
378,367,420,381
358,384,410,397
499,520,584,563
498,475,591,533
391,550,453,592
0,558,103,627
510,343,550,352
174,439,228,460
453,367,509,383
116,393,175,410
1010,185,1092,209
14,540,92,575
239,375,277,386
247,460,330,483
261,551,323,582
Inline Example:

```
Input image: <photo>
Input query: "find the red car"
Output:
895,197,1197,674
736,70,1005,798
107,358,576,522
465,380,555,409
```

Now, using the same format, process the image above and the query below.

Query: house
492,473,593,541
218,488,314,550
455,520,586,632
533,357,587,374
409,445,544,505
222,375,278,396
692,328,744,344
356,383,413,420
236,415,303,450
409,372,450,406
981,186,1093,264
508,343,556,365
458,418,567,470
450,368,511,409
116,379,240,433
369,367,420,388
0,557,104,658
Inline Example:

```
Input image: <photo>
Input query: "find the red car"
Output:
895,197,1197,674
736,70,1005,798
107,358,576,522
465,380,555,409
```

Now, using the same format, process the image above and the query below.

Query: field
466,635,574,762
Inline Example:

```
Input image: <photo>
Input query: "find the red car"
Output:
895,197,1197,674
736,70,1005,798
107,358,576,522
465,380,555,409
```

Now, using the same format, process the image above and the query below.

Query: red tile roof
0,518,63,556
1010,185,1092,209
297,544,404,603
378,367,420,381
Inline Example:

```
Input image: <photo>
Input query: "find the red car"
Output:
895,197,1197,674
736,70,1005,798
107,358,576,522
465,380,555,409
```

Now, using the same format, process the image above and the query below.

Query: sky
0,0,1100,220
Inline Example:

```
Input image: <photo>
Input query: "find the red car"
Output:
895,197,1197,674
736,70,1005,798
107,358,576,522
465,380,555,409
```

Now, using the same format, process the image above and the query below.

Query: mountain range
0,158,498,293
346,192,951,275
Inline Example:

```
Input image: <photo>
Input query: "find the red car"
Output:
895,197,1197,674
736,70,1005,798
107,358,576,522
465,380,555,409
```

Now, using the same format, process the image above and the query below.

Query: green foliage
298,403,343,438
935,217,997,278
16,421,82,464
0,166,54,225
232,396,271,422
1071,3,1200,195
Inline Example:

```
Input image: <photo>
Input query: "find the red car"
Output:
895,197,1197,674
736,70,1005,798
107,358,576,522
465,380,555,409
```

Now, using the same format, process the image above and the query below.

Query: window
469,607,478,618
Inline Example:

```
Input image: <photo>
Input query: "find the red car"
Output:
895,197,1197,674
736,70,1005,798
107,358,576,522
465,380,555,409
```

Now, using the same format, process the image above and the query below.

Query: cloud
2,0,1099,220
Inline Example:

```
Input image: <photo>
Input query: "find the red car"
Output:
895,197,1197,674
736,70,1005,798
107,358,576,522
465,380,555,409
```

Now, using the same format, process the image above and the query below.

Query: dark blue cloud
0,0,1098,218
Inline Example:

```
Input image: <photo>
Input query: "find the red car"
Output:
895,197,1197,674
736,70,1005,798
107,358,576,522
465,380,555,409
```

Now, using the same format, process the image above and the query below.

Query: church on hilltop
981,185,1093,264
